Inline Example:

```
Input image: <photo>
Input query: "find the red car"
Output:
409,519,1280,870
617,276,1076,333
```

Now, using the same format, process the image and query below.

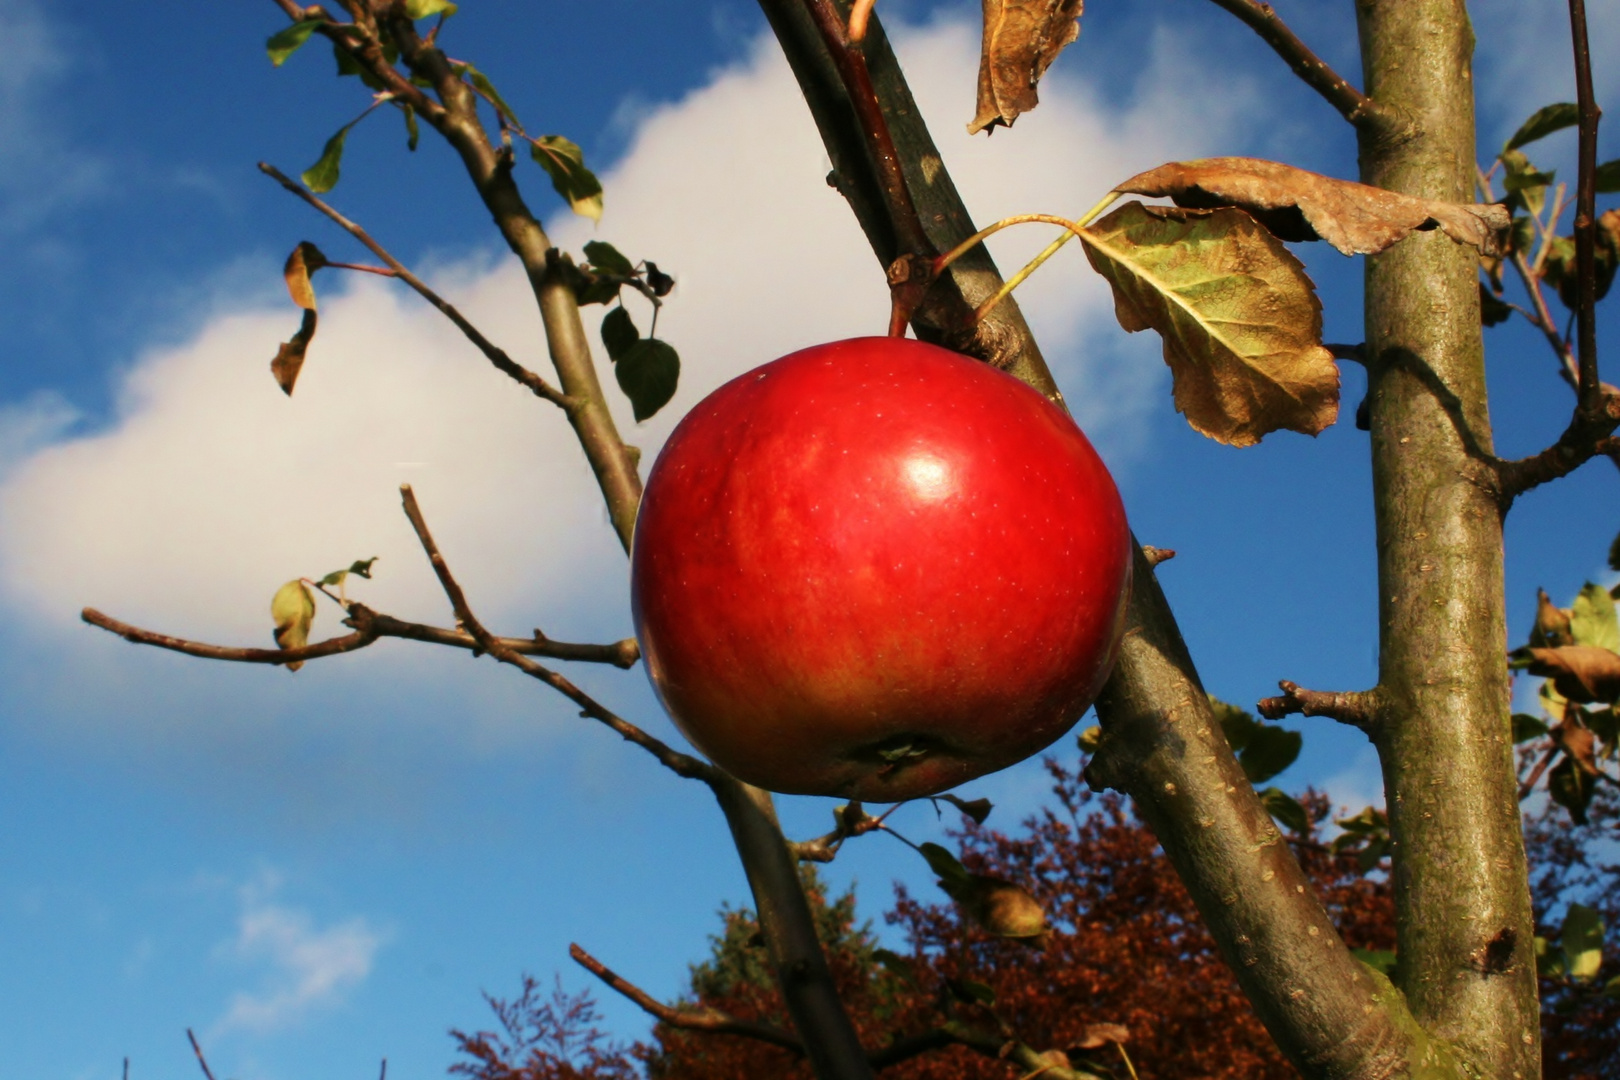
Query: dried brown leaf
271,308,318,396
1117,157,1512,257
968,0,1083,135
1081,201,1339,446
283,241,328,310
1533,588,1576,648
1072,1022,1131,1049
1520,645,1620,705
1554,721,1600,776
954,874,1048,942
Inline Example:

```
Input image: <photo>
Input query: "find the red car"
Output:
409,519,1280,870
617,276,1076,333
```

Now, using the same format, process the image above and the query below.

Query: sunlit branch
1567,0,1603,406
1202,0,1406,137
81,606,639,669
569,943,805,1053
398,484,713,782
259,162,572,408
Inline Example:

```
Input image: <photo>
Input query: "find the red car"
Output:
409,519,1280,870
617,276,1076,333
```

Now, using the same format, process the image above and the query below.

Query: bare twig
397,485,713,781
1202,0,1407,138
258,163,572,408
570,943,805,1052
81,606,640,669
1568,0,1603,407
1256,680,1382,734
186,1031,217,1080
1498,425,1620,502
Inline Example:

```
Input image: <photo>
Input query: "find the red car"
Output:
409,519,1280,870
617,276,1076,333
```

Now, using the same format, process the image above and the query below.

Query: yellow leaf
271,579,316,671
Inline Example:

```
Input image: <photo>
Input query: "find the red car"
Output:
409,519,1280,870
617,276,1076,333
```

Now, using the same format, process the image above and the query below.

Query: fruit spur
630,337,1132,801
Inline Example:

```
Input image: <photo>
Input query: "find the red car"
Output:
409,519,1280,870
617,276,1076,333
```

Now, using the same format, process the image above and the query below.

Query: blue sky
0,2,1615,1078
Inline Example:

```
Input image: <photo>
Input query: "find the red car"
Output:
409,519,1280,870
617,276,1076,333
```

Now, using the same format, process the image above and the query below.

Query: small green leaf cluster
268,558,378,671
1536,902,1613,995
567,241,681,422
1210,697,1309,834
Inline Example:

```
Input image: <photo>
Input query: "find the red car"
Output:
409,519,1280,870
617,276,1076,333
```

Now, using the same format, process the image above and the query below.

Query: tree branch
396,485,711,781
569,943,806,1053
1567,0,1603,408
258,162,572,408
82,605,639,669
1257,681,1383,734
1201,0,1408,139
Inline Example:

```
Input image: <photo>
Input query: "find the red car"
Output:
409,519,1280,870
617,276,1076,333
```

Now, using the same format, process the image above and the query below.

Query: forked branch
397,485,713,782
259,162,572,408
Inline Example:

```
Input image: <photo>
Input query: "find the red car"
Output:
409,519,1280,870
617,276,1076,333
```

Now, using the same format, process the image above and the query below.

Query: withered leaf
1081,201,1339,446
1554,721,1600,777
1532,587,1575,648
942,873,1048,944
1515,645,1620,705
968,0,1083,135
283,241,328,310
1072,1022,1131,1049
1116,157,1512,257
271,578,316,671
271,309,318,396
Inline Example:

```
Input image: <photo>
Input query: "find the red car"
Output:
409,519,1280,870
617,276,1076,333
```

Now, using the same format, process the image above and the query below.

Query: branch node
1257,681,1380,733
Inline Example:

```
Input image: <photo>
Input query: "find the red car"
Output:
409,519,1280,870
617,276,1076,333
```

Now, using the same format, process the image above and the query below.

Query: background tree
69,0,1618,1078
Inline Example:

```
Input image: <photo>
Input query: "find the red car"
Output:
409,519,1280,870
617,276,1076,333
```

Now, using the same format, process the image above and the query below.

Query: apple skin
630,337,1132,802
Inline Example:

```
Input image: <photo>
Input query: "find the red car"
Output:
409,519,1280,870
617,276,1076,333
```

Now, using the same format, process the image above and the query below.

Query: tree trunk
1356,2,1541,1074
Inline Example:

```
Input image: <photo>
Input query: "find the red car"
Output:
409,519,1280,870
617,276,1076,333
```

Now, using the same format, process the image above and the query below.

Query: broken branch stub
1117,157,1512,257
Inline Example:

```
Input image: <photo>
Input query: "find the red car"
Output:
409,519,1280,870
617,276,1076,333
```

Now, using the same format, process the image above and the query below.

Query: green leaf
1536,934,1568,978
1257,787,1309,835
872,948,918,987
1351,948,1397,977
938,794,994,825
919,842,972,887
405,0,458,18
333,41,386,89
301,114,367,194
456,62,519,128
402,103,419,151
1240,724,1302,784
1560,903,1605,980
1080,201,1338,447
1598,159,1620,195
615,338,679,422
1503,102,1579,152
1570,582,1620,652
1480,282,1514,327
529,135,604,222
267,18,322,66
1210,696,1258,752
584,241,636,278
600,307,640,360
1500,150,1553,215
1511,712,1550,743
1605,974,1620,998
348,557,378,579
271,579,317,671
1356,836,1389,873
946,978,997,1006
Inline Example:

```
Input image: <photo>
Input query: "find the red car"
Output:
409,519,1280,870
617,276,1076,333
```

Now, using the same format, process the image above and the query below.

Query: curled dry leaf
1533,587,1575,647
1081,201,1338,447
938,793,994,824
1072,1022,1131,1049
968,0,1083,135
283,241,328,310
1517,646,1620,705
271,579,316,671
1116,157,1511,257
1553,721,1600,777
271,309,318,396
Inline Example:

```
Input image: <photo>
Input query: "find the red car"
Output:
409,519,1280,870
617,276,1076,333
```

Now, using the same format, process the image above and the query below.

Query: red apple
630,337,1132,801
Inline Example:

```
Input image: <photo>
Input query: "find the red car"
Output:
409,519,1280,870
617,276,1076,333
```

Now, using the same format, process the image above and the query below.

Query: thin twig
186,1031,217,1080
397,485,713,781
1202,0,1406,137
81,606,640,669
258,163,572,408
1256,681,1381,734
570,943,805,1052
1568,0,1603,406
847,0,876,41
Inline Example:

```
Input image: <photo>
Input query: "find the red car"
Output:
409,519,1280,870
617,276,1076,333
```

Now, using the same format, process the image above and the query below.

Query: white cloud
212,876,385,1035
0,17,1238,723
1472,0,1620,147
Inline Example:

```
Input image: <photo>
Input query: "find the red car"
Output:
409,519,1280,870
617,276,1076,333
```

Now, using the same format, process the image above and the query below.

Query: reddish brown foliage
454,758,1617,1079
